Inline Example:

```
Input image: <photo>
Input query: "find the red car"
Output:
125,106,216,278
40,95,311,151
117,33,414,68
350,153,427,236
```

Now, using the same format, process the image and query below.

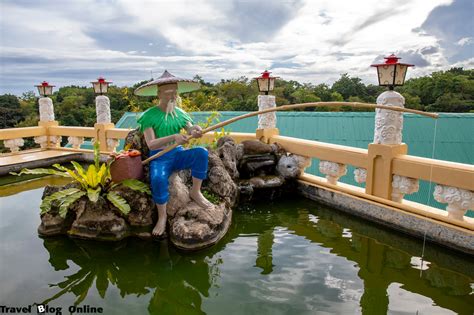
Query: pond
0,177,473,315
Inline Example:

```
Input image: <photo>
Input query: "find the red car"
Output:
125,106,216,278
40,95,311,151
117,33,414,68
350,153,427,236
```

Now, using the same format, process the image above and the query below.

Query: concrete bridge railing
1,92,473,227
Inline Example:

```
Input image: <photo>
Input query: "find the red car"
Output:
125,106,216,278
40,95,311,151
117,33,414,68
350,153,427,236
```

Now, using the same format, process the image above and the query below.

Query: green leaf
86,187,101,202
106,192,131,215
40,188,82,215
94,141,100,169
70,161,87,179
58,191,86,218
10,168,71,178
120,179,151,195
86,164,99,188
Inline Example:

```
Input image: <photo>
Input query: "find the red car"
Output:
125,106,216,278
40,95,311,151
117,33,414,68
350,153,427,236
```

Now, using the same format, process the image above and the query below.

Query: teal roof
116,111,474,215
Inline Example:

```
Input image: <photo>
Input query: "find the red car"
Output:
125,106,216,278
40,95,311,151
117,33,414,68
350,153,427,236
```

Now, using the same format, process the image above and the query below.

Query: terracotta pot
110,156,144,182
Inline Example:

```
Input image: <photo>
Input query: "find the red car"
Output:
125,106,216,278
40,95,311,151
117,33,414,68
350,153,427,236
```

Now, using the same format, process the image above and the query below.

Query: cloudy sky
1,0,473,95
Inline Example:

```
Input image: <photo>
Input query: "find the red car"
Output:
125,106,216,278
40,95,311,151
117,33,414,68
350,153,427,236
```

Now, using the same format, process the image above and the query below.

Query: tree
0,94,23,128
331,74,368,101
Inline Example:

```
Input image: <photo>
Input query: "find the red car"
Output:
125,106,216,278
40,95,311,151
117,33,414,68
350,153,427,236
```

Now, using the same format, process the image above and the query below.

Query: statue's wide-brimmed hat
134,70,200,96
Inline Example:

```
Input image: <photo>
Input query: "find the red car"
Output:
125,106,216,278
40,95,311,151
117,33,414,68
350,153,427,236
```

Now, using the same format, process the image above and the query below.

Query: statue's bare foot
190,190,214,209
152,217,166,237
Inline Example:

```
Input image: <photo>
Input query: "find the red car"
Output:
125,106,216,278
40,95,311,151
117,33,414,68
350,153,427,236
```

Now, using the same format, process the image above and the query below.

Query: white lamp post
371,54,414,145
35,81,55,122
254,70,279,131
92,77,112,123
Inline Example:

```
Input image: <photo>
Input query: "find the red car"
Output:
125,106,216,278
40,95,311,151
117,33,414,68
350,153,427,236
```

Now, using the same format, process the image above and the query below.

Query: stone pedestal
39,97,55,122
257,95,276,129
256,95,278,143
374,91,404,145
96,95,111,124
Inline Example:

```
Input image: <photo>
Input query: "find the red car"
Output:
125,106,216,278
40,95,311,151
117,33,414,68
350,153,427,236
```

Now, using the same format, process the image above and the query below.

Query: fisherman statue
134,70,212,237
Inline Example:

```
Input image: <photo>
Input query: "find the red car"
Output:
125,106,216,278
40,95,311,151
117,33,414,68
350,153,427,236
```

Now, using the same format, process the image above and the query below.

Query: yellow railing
1,122,473,226
266,133,474,229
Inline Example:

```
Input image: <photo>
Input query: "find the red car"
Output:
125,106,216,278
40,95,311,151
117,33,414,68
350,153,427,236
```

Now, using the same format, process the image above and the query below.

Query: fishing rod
142,101,439,165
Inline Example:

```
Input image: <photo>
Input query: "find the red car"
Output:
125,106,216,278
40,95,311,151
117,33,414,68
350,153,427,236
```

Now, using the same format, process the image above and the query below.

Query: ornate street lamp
254,70,279,95
35,81,55,97
371,54,414,90
91,77,112,95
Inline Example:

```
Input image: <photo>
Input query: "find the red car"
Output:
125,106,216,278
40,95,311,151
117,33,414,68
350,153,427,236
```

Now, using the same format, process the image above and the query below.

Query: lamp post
371,54,413,90
371,54,413,144
92,77,112,124
91,77,111,95
33,81,60,149
254,70,279,141
255,70,278,95
35,81,55,97
365,54,418,202
35,81,55,122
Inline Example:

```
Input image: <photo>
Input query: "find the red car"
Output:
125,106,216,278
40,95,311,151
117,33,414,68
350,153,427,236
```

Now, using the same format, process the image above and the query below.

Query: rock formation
38,131,309,251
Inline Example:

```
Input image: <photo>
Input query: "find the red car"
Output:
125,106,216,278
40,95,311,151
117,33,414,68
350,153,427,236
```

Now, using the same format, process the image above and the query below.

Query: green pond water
0,177,473,315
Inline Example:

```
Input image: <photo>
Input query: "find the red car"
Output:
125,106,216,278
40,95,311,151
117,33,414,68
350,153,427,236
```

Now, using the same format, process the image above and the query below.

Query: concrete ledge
297,180,474,256
0,151,109,176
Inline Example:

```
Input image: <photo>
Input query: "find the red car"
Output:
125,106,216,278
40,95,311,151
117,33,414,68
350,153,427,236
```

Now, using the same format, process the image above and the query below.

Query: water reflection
2,180,472,314
37,198,474,314
41,237,223,314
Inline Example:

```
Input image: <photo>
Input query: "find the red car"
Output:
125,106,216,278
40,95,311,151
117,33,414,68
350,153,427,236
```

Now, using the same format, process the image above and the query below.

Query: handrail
48,126,96,138
0,126,46,139
392,155,474,191
270,135,368,168
106,128,132,139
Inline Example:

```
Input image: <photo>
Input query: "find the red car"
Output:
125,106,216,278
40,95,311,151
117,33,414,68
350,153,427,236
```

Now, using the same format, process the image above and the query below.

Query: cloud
216,0,305,43
420,0,474,62
420,46,439,55
0,0,472,95
457,37,473,46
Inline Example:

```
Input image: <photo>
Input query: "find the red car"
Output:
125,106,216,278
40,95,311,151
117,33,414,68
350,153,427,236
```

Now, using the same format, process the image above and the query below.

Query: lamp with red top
371,54,414,90
35,81,55,97
91,77,112,95
254,70,279,95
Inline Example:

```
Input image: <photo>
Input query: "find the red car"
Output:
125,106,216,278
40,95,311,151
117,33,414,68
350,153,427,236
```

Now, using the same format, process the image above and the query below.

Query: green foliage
119,179,152,195
0,94,24,128
12,142,151,217
202,190,220,205
2,67,473,133
183,111,229,149
59,190,87,218
106,192,131,215
40,188,84,217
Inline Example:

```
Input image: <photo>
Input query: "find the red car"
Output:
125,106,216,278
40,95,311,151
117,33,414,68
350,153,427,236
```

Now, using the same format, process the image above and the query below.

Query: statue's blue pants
149,146,208,205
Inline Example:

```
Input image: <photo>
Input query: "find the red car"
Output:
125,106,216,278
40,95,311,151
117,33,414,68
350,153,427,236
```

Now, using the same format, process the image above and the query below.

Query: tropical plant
11,142,150,218
182,111,230,150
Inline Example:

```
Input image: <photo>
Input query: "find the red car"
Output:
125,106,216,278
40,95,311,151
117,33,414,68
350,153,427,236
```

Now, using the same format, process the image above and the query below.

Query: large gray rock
167,141,237,250
276,154,312,179
170,202,231,251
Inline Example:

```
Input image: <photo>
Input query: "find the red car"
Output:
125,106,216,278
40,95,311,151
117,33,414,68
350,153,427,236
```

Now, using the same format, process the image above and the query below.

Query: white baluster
354,168,367,184
34,136,48,149
4,138,24,153
319,161,347,185
67,136,85,149
433,185,474,221
391,175,419,202
106,138,119,152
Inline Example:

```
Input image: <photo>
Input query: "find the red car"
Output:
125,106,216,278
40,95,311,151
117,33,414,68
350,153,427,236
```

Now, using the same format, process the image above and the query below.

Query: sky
0,0,473,95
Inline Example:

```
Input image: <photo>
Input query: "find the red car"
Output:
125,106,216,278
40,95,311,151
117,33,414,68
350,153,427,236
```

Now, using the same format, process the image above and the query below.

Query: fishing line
419,118,438,278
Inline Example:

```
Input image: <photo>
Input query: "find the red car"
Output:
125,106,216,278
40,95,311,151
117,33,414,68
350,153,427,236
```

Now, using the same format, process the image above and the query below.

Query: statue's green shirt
137,107,193,138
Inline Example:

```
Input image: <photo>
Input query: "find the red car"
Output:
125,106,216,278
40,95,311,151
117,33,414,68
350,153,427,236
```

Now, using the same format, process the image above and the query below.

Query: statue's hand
191,125,203,138
174,134,189,145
